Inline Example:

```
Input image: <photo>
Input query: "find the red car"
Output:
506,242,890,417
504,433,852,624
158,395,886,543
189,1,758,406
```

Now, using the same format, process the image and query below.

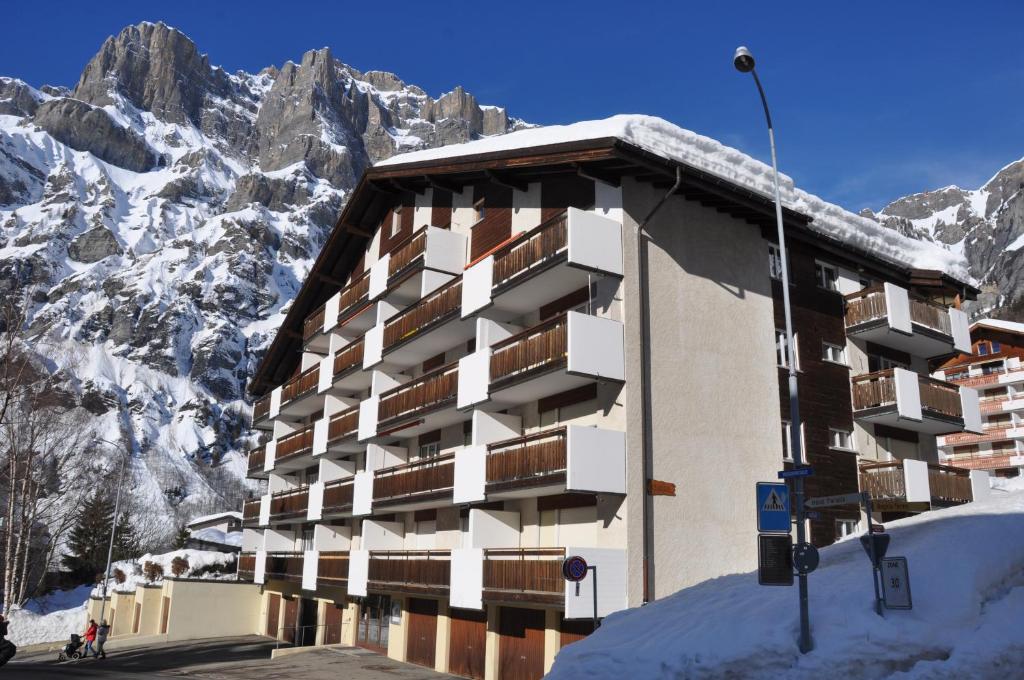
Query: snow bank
973,318,1024,336
6,585,92,646
549,486,1024,679
187,510,243,527
93,548,238,596
190,526,243,547
378,115,969,281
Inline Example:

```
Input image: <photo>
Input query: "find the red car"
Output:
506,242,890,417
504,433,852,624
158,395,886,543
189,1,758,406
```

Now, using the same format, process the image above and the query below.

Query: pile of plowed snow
549,477,1024,680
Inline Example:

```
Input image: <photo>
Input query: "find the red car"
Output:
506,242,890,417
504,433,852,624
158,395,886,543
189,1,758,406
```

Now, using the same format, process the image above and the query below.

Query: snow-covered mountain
864,157,1024,319
0,21,527,540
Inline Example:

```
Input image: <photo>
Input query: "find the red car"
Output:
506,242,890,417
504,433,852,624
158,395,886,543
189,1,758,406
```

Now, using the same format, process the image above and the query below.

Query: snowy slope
548,479,1024,680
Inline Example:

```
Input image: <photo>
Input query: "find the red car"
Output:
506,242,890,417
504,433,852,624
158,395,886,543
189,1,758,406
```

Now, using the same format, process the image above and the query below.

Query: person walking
83,619,98,658
0,614,17,667
95,620,109,659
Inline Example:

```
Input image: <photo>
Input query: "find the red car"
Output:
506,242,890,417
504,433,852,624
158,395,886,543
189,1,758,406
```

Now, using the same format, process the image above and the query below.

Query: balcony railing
388,231,427,279
338,272,372,323
487,428,567,486
859,462,906,499
383,278,462,350
253,394,271,423
981,397,1011,414
490,314,568,388
859,461,973,505
265,552,304,582
332,339,365,379
322,478,354,514
269,487,309,522
318,551,349,587
242,499,260,524
943,453,1020,470
927,463,972,504
281,364,320,406
238,552,256,581
942,427,1014,446
483,548,565,598
378,362,459,425
368,550,451,591
327,405,360,444
303,303,327,343
851,370,962,418
275,423,315,465
844,286,952,334
492,213,567,289
373,454,455,503
247,445,265,476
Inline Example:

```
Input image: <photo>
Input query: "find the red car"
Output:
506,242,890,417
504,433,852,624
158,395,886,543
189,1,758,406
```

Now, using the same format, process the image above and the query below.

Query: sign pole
863,495,883,617
589,565,599,630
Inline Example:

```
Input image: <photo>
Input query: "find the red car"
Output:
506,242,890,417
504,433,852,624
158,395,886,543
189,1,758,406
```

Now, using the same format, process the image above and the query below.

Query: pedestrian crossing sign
756,482,791,533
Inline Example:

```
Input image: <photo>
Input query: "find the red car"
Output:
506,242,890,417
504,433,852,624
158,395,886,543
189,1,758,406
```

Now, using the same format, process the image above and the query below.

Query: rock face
0,21,528,538
868,159,1024,319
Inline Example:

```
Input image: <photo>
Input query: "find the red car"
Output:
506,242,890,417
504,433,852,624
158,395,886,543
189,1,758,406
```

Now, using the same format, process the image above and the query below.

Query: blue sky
3,1,1021,210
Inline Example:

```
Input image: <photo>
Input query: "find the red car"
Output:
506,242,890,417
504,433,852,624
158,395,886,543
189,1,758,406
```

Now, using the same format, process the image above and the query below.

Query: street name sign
805,492,866,509
871,500,930,514
758,534,793,586
777,466,813,479
881,557,912,609
756,482,791,533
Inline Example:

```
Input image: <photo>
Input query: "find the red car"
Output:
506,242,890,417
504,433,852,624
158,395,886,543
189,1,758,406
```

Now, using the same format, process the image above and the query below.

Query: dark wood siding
324,603,344,645
449,608,487,679
559,617,594,648
266,593,280,637
282,597,299,644
498,607,545,680
432,189,453,229
470,184,513,261
541,175,596,223
379,192,417,257
406,598,438,668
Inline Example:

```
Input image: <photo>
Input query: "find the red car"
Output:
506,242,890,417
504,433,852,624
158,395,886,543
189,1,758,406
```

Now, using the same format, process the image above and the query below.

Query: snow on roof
971,318,1024,336
186,510,242,527
378,115,971,282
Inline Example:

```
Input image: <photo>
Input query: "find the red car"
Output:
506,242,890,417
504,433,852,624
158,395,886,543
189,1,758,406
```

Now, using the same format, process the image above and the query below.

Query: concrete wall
109,591,136,637
621,179,783,601
162,579,262,642
133,585,164,637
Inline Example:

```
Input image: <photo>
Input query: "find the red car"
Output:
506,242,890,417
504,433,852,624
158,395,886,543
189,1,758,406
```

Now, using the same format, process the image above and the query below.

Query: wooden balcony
247,445,266,477
324,405,360,453
321,478,355,516
378,362,459,427
268,487,309,523
265,551,304,583
492,213,567,291
280,364,320,411
237,551,257,582
368,550,450,595
332,339,364,379
941,426,1019,446
274,423,315,469
942,452,1023,471
860,460,974,509
303,303,327,343
373,454,455,508
337,272,372,323
304,272,373,351
318,551,349,589
844,284,963,358
486,428,567,491
490,314,568,390
242,499,260,526
382,278,465,357
852,369,966,434
482,548,565,605
252,394,272,429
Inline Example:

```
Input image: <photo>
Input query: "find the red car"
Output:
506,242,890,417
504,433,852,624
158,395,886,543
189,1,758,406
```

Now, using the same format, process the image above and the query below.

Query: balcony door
357,594,391,653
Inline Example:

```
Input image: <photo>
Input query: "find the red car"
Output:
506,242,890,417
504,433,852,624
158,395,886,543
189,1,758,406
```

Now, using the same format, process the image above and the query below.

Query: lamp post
734,45,813,654
95,438,130,630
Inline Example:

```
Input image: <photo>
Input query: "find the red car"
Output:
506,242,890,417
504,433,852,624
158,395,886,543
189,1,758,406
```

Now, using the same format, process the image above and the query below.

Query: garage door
266,593,280,637
406,598,438,669
449,607,487,679
498,607,545,680
324,603,344,645
282,597,299,644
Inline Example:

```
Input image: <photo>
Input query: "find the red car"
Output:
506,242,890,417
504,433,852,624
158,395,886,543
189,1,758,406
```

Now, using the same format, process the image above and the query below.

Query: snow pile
190,526,243,547
549,486,1024,679
973,318,1024,336
187,511,242,528
379,115,970,281
6,585,92,646
93,548,238,595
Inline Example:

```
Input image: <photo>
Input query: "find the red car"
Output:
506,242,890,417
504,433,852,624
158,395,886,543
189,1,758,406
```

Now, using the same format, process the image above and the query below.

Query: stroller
57,633,83,661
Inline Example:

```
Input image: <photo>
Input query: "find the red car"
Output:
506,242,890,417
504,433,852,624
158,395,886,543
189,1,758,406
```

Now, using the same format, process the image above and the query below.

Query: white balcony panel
263,440,277,473
884,283,912,334
471,410,522,446
458,351,490,410
311,418,329,457
254,549,266,585
467,509,520,549
319,457,356,483
348,549,369,597
361,519,405,550
242,528,263,552
563,547,627,619
258,493,271,527
453,445,487,505
450,548,484,610
950,308,971,354
302,550,318,591
566,425,626,494
363,323,385,370
366,443,407,472
423,226,468,274
567,311,625,382
462,256,494,318
306,482,324,522
269,386,283,419
314,524,352,551
894,368,923,422
353,471,374,517
368,254,391,301
566,208,623,276
961,387,983,434
358,397,379,442
263,528,295,552
970,471,991,501
323,292,341,335
903,459,931,504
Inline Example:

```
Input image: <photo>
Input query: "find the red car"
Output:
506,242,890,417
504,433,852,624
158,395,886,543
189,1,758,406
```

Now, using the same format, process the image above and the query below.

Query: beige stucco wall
133,585,164,636
162,579,262,641
621,179,784,601
108,591,135,637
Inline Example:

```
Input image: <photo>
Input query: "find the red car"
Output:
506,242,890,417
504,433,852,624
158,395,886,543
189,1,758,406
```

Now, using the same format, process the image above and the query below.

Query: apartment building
934,319,1024,477
236,116,985,679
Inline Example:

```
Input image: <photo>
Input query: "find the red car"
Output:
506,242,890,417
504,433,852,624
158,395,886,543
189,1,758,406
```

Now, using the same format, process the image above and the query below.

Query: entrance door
266,593,280,637
405,598,438,668
324,603,344,645
282,597,299,644
298,597,318,647
356,595,391,653
498,607,545,680
449,608,487,679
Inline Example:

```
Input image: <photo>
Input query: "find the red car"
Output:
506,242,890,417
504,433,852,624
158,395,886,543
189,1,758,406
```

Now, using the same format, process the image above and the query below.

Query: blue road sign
756,482,791,533
778,467,814,479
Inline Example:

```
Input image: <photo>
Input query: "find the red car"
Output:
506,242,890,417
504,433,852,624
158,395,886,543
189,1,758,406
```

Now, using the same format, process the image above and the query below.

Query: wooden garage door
559,617,594,648
406,598,438,669
283,597,299,644
324,603,344,645
449,608,487,679
266,593,281,637
498,607,545,680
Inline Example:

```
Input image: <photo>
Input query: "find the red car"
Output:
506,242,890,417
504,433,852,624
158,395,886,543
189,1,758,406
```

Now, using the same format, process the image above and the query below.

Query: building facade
934,319,1024,476
236,118,986,679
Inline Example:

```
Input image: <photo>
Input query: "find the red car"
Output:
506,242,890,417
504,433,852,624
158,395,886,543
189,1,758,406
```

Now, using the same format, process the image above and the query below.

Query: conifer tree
62,493,142,583
172,524,190,550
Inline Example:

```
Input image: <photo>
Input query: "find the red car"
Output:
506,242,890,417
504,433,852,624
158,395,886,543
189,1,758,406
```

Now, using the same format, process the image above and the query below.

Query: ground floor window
835,519,860,539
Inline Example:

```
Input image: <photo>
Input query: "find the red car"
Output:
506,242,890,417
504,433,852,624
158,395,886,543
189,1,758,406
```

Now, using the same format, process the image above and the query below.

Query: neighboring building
185,511,243,553
934,319,1024,477
237,116,986,679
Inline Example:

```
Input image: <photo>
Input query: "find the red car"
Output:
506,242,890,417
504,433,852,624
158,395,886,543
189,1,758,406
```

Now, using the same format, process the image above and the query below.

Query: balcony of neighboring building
247,444,267,479
263,552,305,584
851,367,982,435
317,338,372,395
261,486,310,525
237,551,257,581
937,357,1024,390
365,550,452,596
270,423,316,472
368,227,468,308
940,445,1024,472
313,404,361,457
461,209,623,320
242,499,261,528
938,419,1024,447
370,453,456,512
252,394,272,431
859,458,990,511
360,361,463,441
303,271,373,353
844,283,971,358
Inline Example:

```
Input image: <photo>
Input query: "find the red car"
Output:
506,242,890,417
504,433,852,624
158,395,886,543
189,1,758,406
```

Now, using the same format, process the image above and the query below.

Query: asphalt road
5,636,455,679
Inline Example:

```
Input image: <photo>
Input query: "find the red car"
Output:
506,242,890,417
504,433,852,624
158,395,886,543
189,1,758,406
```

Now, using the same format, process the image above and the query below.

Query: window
776,330,800,369
868,354,907,372
822,342,847,365
768,244,792,282
835,519,860,539
300,528,314,551
390,207,402,238
473,199,486,224
977,342,990,356
418,441,439,459
815,261,839,292
980,361,1003,375
829,428,854,451
781,421,806,461
992,342,1002,354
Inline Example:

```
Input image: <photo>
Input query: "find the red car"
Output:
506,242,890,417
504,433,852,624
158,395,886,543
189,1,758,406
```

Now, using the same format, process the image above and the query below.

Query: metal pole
749,68,812,654
97,448,129,628
590,565,600,629
863,495,883,616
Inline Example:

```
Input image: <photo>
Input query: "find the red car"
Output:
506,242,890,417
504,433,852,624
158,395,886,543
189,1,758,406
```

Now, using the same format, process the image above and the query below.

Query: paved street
6,636,455,679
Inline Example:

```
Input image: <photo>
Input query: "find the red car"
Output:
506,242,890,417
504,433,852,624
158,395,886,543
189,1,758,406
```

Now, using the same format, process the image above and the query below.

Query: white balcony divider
903,459,931,504
511,183,541,234
566,311,625,382
566,208,623,276
893,368,923,422
263,439,276,473
302,550,318,591
319,457,355,483
368,254,391,300
263,528,296,552
457,350,491,410
970,470,991,501
348,549,369,597
594,182,623,223
362,324,385,370
566,425,626,494
420,269,454,297
366,443,407,471
453,445,487,504
468,509,520,549
358,397,379,442
269,386,283,419
306,482,324,522
258,493,271,527
413,190,433,231
423,227,468,273
361,519,405,550
353,471,374,516
472,410,522,445
254,549,267,584
300,351,321,372
884,283,912,334
241,528,262,552
960,386,983,433
317,354,334,393
314,524,351,551
312,417,329,457
322,291,341,335
461,256,494,317
563,547,627,619
949,307,971,353
450,548,484,610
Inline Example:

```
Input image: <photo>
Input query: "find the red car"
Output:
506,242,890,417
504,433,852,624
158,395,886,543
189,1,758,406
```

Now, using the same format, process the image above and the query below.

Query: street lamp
94,438,130,630
734,45,813,654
